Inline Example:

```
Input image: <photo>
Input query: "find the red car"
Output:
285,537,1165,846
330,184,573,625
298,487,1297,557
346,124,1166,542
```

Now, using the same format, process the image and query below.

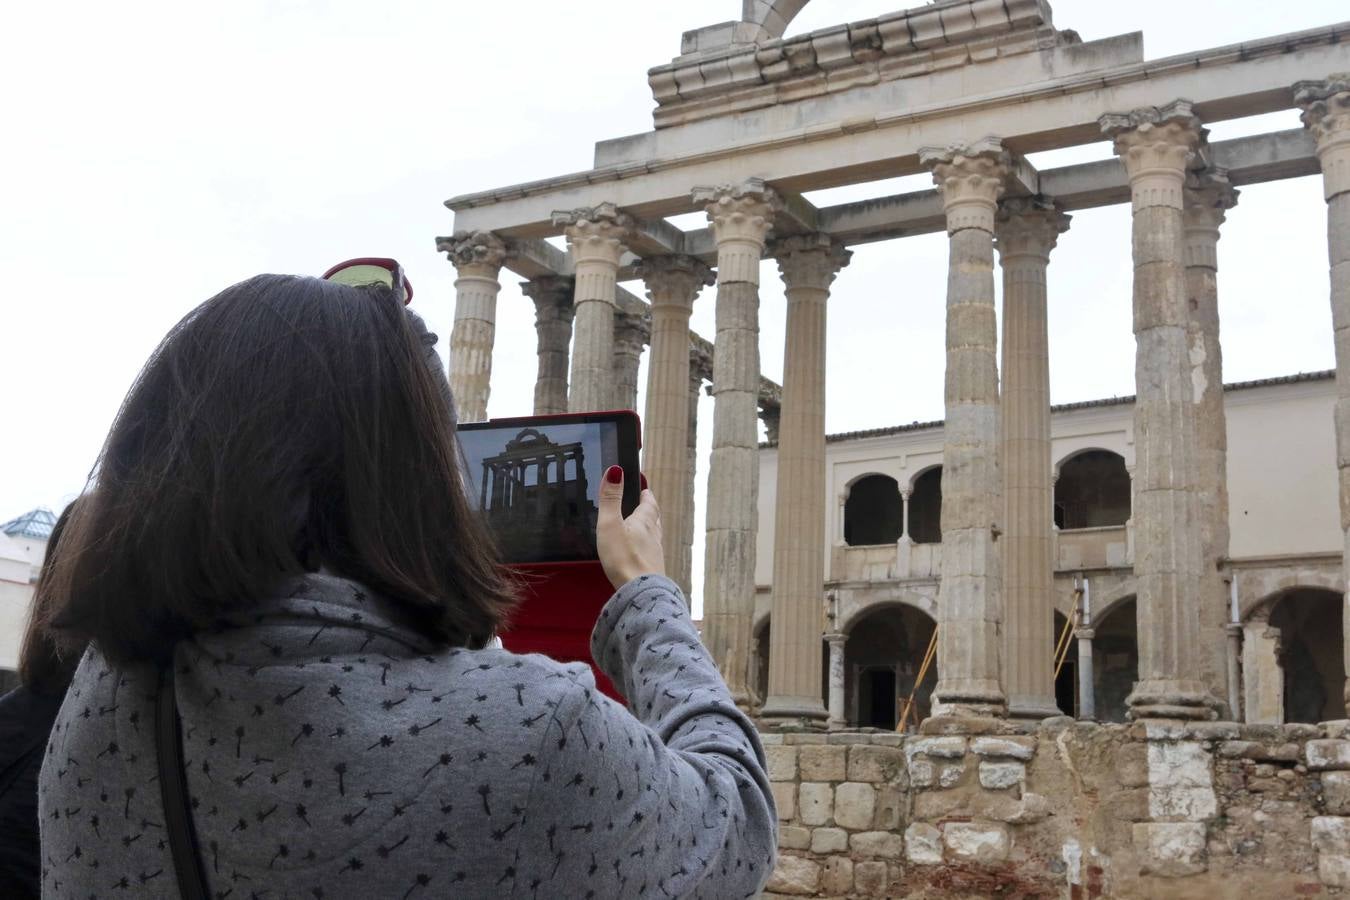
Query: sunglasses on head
321,257,414,306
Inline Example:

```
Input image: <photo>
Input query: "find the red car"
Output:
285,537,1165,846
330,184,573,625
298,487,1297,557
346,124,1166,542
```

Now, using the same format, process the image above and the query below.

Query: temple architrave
441,1,1350,894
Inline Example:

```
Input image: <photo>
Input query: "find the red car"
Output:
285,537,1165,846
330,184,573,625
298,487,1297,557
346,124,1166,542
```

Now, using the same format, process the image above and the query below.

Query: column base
759,694,829,730
1126,679,1220,721
1006,694,1066,721
932,678,1007,719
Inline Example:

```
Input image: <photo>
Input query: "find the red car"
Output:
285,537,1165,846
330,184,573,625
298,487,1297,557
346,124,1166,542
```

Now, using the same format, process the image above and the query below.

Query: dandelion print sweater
37,573,776,898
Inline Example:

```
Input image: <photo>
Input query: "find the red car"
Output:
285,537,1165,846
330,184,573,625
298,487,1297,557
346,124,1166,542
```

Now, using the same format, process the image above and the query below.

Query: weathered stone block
798,744,848,782
799,782,833,826
1312,816,1350,854
820,857,854,895
1324,772,1350,815
1185,722,1242,741
851,830,905,858
905,823,943,865
906,736,967,759
766,745,798,782
943,822,1010,863
938,761,966,789
1148,741,1217,819
766,854,821,896
1319,853,1350,888
834,782,876,830
848,745,907,783
772,781,796,821
908,759,935,788
971,736,1036,760
1134,822,1208,877
779,824,811,850
872,785,905,830
1324,720,1350,740
810,826,848,854
1308,741,1350,771
979,761,1025,790
853,860,889,895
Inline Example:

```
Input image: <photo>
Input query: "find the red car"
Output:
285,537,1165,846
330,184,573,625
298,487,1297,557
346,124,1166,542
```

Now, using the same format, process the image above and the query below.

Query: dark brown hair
46,274,515,665
19,502,86,694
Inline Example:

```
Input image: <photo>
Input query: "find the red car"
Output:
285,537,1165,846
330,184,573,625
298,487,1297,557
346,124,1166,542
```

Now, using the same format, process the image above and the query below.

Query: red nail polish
605,465,623,484
640,473,649,491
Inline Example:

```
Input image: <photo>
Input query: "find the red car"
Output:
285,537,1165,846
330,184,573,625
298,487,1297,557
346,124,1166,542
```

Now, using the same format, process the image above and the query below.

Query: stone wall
761,720,1350,898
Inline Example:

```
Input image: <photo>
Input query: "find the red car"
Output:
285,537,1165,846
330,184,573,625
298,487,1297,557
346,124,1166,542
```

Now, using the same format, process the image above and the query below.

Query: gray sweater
37,573,775,898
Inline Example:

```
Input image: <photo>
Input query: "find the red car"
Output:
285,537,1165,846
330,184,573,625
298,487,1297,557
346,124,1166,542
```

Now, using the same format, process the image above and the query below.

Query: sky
2,0,1346,614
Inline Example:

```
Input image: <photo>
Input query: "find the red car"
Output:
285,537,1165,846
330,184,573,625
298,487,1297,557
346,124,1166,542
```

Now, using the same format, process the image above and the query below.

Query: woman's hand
596,466,665,589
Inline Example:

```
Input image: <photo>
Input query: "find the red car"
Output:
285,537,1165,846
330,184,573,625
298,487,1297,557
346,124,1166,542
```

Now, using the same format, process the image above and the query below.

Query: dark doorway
1093,597,1138,723
908,467,942,544
1054,610,1076,716
860,668,897,729
844,475,903,545
1271,588,1346,723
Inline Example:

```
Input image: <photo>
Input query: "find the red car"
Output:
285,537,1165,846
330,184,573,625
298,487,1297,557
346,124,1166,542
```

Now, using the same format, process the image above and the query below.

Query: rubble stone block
906,736,967,759
854,861,889,895
834,782,877,830
848,745,907,783
850,830,905,858
943,822,1010,863
799,782,834,826
820,856,854,896
1320,853,1350,888
767,745,798,782
766,854,822,896
1313,817,1350,855
772,782,796,821
909,759,936,788
810,826,848,854
938,762,966,789
906,823,943,865
1134,822,1208,877
1324,772,1350,815
971,736,1036,760
979,761,1026,790
1308,741,1350,771
799,744,848,782
779,824,811,850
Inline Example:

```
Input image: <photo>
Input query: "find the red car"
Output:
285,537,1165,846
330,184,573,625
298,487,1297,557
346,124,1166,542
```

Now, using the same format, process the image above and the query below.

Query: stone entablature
761,721,1350,898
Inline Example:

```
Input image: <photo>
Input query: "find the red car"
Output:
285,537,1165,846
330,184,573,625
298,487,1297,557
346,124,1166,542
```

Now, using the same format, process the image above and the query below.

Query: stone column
679,347,714,599
437,230,509,422
825,632,847,729
1100,100,1216,720
1297,75,1350,709
1184,168,1240,717
919,139,1011,720
1076,627,1096,721
611,307,650,411
996,197,1070,720
640,257,715,580
1224,622,1243,722
521,276,575,415
762,234,851,726
692,179,780,707
552,204,632,413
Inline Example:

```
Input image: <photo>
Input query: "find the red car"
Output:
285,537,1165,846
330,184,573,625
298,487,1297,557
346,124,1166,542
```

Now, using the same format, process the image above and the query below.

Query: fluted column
611,308,650,411
437,230,509,422
692,178,780,708
997,197,1070,720
552,204,632,413
1184,168,1240,718
680,347,714,599
826,632,847,729
1297,75,1350,709
641,257,715,579
1101,100,1217,720
762,234,851,726
521,276,575,415
1076,627,1096,721
920,139,1010,720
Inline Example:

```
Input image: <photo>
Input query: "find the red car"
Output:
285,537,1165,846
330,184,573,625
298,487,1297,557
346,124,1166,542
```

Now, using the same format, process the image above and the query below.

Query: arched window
844,475,902,546
908,467,942,544
1054,451,1130,529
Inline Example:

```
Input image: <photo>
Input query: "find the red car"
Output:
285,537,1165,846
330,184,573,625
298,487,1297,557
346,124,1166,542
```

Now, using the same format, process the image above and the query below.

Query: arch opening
844,474,903,546
908,466,942,544
844,604,937,730
1270,588,1346,724
1092,596,1138,723
1055,450,1131,529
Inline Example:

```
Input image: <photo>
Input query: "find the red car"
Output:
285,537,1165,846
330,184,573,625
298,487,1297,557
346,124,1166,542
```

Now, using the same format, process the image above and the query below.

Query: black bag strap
155,665,211,900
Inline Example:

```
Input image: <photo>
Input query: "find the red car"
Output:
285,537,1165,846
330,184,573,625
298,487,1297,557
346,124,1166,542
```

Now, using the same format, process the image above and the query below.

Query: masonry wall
761,719,1350,899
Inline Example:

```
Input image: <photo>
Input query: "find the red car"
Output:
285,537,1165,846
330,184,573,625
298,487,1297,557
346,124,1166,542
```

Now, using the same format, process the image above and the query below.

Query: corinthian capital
436,230,510,274
919,138,1011,233
770,233,852,292
1100,100,1205,183
520,276,575,321
995,196,1070,261
637,255,716,309
1295,74,1350,199
614,307,652,349
691,178,781,247
552,203,633,267
1183,168,1239,233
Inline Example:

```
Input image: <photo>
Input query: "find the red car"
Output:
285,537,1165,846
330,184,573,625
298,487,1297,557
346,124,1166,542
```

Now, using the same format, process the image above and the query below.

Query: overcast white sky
2,0,1345,611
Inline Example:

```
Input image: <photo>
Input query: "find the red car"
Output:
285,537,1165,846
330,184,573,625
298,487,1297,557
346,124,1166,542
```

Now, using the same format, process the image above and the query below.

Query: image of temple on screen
459,424,615,562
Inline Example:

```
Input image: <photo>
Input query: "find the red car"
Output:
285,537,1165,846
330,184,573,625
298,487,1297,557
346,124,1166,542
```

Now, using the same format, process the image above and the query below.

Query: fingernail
640,473,649,491
605,465,623,484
